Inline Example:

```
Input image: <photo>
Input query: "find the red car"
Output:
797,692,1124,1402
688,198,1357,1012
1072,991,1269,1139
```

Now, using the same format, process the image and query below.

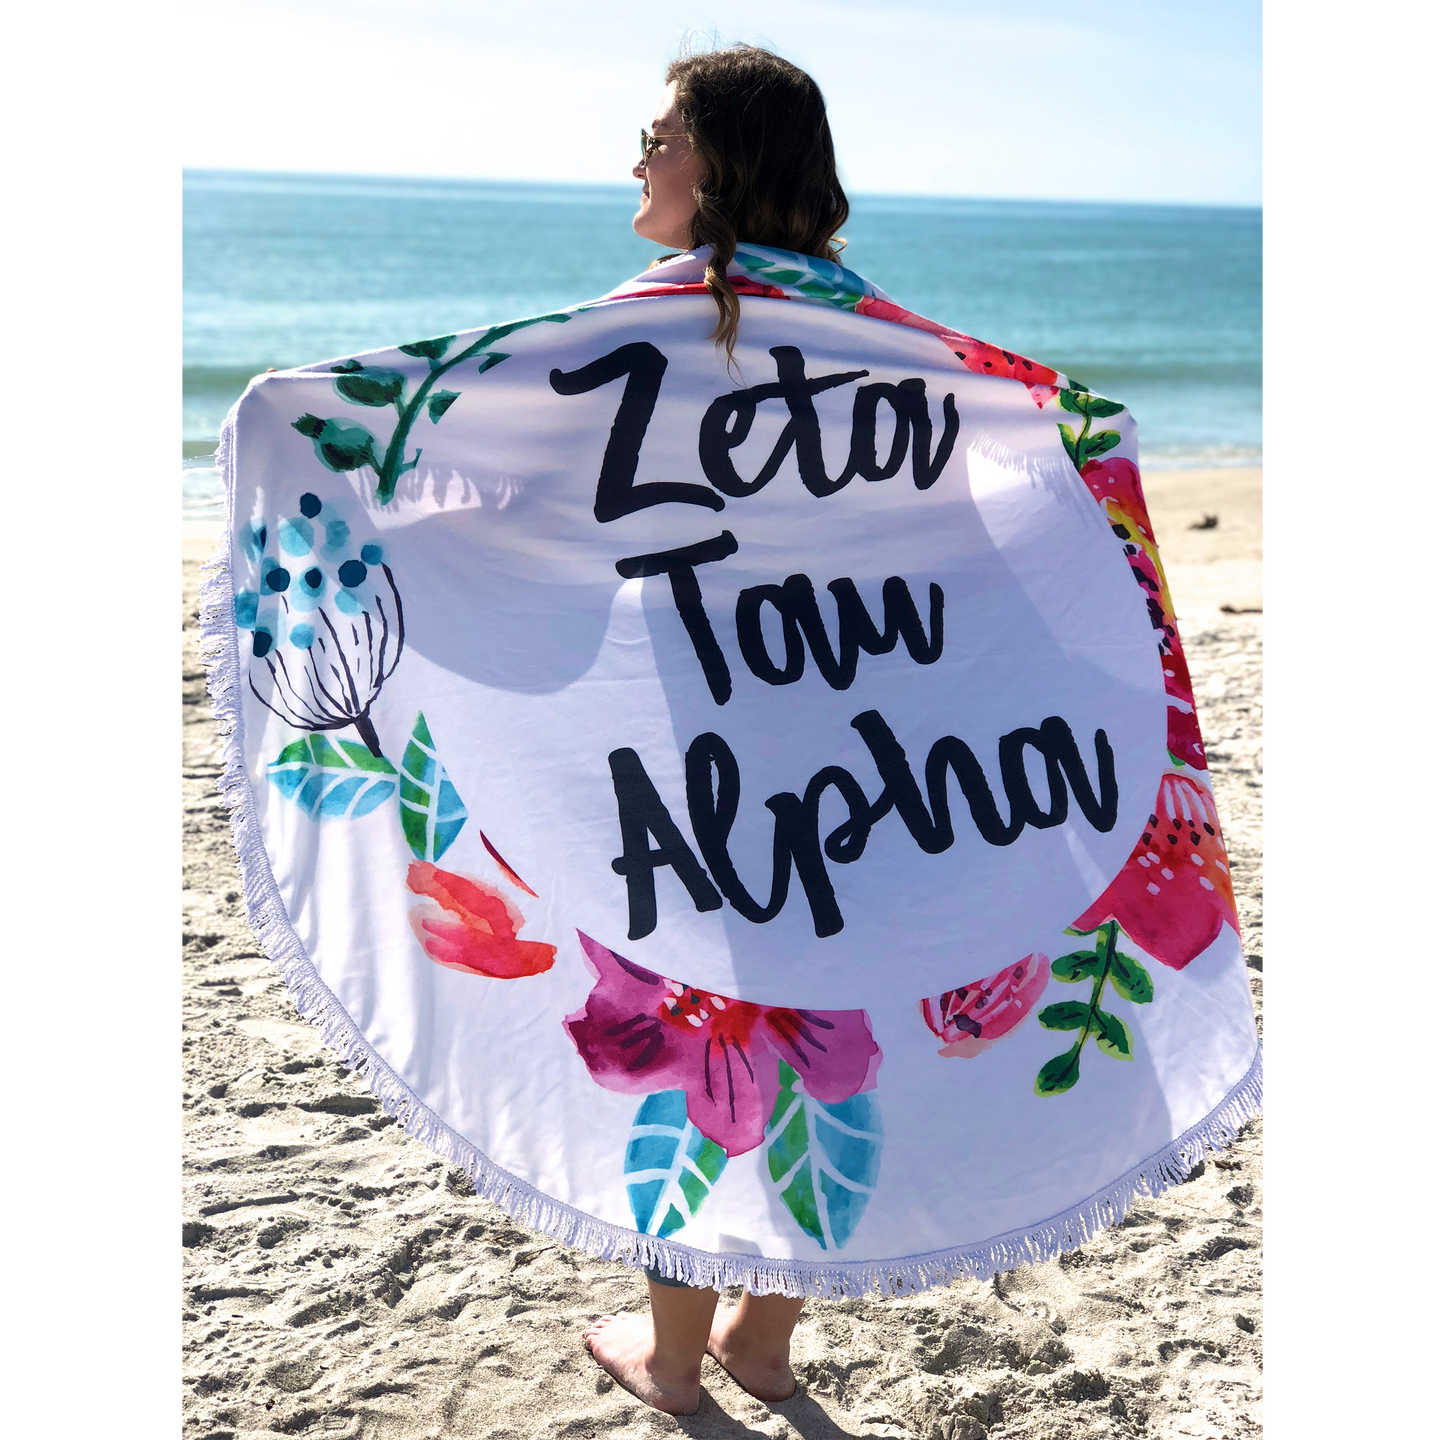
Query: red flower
920,954,1051,1058
406,862,557,979
1167,701,1208,770
1071,774,1238,970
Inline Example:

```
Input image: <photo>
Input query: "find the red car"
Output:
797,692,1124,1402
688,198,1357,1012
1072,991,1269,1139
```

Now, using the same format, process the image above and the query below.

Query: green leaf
476,351,509,377
1091,1009,1134,1060
1082,397,1125,418
292,414,381,475
1107,948,1155,1004
427,390,460,423
1051,950,1107,983
624,1091,728,1238
766,267,806,284
1056,423,1080,467
399,336,455,360
331,364,406,408
1081,430,1122,459
1037,1001,1093,1032
266,731,397,821
398,711,468,862
1058,388,1089,416
765,1062,882,1251
1035,1049,1081,1096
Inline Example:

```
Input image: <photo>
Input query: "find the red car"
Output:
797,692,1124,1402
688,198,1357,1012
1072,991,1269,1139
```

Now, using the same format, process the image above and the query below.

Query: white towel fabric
204,244,1260,1296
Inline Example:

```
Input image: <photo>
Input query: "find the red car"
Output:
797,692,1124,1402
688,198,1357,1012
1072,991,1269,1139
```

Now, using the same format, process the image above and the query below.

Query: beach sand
182,468,1262,1440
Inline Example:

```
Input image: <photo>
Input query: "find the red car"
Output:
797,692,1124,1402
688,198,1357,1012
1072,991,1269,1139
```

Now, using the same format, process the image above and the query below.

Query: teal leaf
624,1091,729,1238
476,351,509,377
399,335,455,360
1091,1009,1134,1060
1106,948,1155,1004
767,268,806,284
764,1062,881,1251
1037,1001,1093,1031
331,364,407,408
1035,1050,1081,1096
427,390,460,423
292,414,381,475
1050,950,1107,983
1081,430,1122,459
266,732,397,821
398,711,468,861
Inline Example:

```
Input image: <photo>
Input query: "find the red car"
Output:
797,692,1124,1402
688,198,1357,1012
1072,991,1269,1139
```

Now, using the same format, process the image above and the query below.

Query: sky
184,0,1260,206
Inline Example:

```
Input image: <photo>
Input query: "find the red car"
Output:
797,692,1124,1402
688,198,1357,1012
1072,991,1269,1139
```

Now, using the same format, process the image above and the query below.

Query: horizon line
182,166,1262,214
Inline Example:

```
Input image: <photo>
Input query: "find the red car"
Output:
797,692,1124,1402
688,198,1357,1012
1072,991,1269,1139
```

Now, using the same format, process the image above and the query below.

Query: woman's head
632,45,849,359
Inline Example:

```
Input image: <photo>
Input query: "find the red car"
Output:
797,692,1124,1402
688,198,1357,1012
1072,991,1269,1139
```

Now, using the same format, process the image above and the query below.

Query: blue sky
185,0,1260,206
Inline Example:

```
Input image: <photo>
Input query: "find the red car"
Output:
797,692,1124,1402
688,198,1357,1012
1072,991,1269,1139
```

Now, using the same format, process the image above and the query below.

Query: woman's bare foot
706,1304,799,1402
582,1312,702,1416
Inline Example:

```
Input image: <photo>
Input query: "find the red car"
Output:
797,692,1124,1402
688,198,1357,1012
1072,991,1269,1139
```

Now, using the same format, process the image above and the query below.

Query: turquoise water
183,170,1260,518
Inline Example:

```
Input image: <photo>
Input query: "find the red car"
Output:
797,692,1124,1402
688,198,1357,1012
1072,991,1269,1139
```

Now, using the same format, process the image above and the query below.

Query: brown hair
664,45,849,362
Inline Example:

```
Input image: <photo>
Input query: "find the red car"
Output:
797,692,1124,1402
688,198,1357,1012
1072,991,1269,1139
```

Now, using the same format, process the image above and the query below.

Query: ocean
183,170,1261,521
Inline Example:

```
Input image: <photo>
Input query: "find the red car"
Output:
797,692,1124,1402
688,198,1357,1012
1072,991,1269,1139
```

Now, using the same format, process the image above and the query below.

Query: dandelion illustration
234,493,403,756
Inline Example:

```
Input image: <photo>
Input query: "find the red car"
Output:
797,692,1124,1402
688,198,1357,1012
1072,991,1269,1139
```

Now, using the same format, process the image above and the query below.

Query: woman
217,37,1257,1431
581,49,835,1415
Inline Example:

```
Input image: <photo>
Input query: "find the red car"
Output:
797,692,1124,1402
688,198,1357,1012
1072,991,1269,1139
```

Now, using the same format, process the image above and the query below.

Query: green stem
1074,410,1093,469
1066,921,1117,1061
374,334,498,502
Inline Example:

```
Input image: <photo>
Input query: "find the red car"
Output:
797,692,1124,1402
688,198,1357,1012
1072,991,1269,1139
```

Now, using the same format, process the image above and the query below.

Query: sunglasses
640,129,688,164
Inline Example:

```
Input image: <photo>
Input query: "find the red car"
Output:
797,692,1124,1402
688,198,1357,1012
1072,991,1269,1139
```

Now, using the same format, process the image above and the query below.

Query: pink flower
564,933,882,1157
1071,774,1239,971
406,863,557,979
920,954,1051,1058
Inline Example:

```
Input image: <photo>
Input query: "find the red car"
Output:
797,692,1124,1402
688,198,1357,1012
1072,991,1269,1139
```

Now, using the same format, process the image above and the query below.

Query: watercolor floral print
920,954,1051,1058
565,932,883,1249
407,862,557,979
240,494,555,981
235,491,402,758
293,315,571,504
905,370,1239,1097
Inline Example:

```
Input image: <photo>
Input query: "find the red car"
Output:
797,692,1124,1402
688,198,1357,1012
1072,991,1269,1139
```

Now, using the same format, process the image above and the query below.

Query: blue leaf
266,733,398,821
624,1090,728,1238
764,1063,882,1251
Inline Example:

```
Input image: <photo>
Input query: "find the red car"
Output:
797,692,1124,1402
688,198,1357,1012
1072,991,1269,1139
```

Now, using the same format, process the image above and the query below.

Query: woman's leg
707,1291,806,1401
582,1272,719,1416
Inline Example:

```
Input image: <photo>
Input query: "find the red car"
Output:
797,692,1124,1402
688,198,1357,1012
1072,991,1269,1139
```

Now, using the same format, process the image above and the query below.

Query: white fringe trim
199,403,1263,1302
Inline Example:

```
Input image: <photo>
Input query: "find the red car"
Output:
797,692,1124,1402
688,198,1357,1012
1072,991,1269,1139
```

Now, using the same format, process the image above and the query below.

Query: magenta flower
564,933,882,1157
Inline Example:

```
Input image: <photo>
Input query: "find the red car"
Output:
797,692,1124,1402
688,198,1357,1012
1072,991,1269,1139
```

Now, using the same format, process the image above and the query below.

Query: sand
182,467,1263,1440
